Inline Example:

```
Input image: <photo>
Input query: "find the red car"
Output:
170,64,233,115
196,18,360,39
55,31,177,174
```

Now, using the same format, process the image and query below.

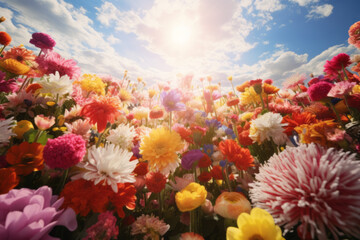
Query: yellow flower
148,89,157,99
57,115,65,126
240,112,254,122
227,208,284,240
228,76,233,81
119,88,132,102
13,120,34,139
79,74,106,95
0,59,30,75
240,87,266,106
140,127,184,173
46,101,56,106
295,120,338,146
175,182,207,212
352,84,360,94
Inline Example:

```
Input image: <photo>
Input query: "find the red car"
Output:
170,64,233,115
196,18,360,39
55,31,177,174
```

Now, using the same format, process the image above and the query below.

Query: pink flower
250,143,360,240
324,53,351,79
214,192,251,220
34,114,55,131
83,211,119,240
169,173,194,191
348,21,360,49
269,101,302,115
327,81,356,98
131,214,170,239
307,81,334,101
282,73,306,89
43,133,86,169
180,232,205,240
65,119,92,141
29,32,56,51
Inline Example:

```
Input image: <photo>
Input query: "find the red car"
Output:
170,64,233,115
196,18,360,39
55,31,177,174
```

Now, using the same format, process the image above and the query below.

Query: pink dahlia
327,81,356,98
36,51,81,80
29,32,56,51
324,53,351,79
83,211,119,240
307,81,334,101
249,143,360,240
43,133,86,169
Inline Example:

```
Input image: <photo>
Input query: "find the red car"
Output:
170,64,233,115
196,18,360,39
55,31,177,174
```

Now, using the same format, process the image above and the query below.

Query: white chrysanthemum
40,71,73,96
106,124,136,150
249,112,288,145
75,144,138,192
0,117,15,146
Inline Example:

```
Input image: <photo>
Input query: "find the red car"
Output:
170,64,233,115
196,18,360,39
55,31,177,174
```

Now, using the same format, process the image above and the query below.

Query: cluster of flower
1,19,360,240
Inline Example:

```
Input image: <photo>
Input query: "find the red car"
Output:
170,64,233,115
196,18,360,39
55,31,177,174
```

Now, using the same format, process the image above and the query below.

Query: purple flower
160,89,186,112
181,149,204,170
29,32,56,51
0,186,77,239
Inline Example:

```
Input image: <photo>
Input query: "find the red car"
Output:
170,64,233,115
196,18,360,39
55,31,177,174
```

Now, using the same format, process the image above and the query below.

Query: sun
171,23,192,46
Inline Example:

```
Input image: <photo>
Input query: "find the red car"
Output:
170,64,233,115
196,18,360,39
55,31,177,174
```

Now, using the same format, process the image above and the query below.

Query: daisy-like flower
249,112,288,145
78,74,106,96
131,214,170,239
106,123,136,150
160,89,186,112
3,45,36,63
39,71,73,96
282,73,306,89
348,21,360,49
0,117,14,146
140,127,184,174
249,143,360,240
75,144,138,193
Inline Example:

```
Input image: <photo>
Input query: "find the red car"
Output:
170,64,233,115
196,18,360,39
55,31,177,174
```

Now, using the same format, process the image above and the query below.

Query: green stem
33,130,43,143
56,168,69,194
0,45,5,55
259,93,266,110
190,208,199,234
96,124,111,148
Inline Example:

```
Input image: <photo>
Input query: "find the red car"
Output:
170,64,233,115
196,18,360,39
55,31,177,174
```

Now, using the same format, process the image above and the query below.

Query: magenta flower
250,143,360,240
324,53,351,79
83,211,119,240
36,51,81,80
29,32,56,51
0,186,77,239
43,133,86,169
160,89,186,112
307,80,334,101
181,149,204,170
327,81,356,98
0,71,18,93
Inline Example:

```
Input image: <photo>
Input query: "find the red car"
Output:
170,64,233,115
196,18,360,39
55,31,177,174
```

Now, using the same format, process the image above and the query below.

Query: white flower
0,117,15,146
40,71,73,96
74,144,138,192
249,112,288,145
106,124,136,150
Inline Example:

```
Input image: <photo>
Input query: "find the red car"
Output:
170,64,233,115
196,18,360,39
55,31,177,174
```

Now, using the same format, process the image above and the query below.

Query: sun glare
171,23,192,46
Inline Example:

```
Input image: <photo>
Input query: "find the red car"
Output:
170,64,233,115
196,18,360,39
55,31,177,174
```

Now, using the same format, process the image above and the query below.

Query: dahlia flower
140,127,184,174
39,71,73,96
145,171,167,193
348,21,360,49
175,182,207,212
219,139,254,171
214,192,251,220
249,112,288,145
29,32,56,50
83,211,119,240
227,208,284,240
0,186,77,239
327,81,356,98
250,143,360,240
75,144,137,193
0,117,14,146
79,74,106,96
43,133,86,169
131,214,170,239
106,123,136,150
161,89,186,112
3,45,36,63
324,53,352,78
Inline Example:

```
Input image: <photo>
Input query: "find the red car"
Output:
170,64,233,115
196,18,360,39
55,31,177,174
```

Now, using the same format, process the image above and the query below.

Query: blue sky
0,0,359,88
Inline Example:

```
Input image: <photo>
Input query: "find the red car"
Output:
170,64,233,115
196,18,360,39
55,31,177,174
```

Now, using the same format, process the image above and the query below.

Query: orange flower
282,112,318,136
226,98,240,107
295,120,339,146
0,58,30,75
0,168,19,194
26,83,43,93
0,31,11,46
6,142,44,176
219,139,254,171
149,108,164,119
236,81,250,92
3,46,36,63
214,192,251,220
81,96,121,132
263,83,279,94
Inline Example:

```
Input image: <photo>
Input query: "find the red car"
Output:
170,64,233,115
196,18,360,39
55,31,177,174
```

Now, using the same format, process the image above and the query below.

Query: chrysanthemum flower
263,83,280,94
78,73,106,95
6,142,44,176
3,45,36,63
175,182,207,212
348,21,360,48
39,71,73,96
145,171,167,193
249,112,288,145
0,117,15,146
29,32,56,50
119,88,132,102
219,139,254,171
0,59,30,75
106,123,136,150
65,119,92,141
131,214,170,239
0,168,19,194
160,89,186,112
214,192,251,220
294,120,338,146
43,133,86,169
81,96,121,133
282,112,318,136
250,143,360,240
75,144,137,192
227,208,284,240
140,127,184,174
324,53,352,78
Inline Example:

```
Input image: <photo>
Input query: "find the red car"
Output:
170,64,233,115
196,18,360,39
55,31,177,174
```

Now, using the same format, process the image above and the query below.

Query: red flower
219,139,254,171
81,96,121,132
282,112,318,136
226,98,240,107
347,94,360,111
0,168,19,194
0,32,11,46
145,171,167,193
238,130,253,146
210,166,223,180
198,154,212,168
198,171,212,183
149,109,164,119
172,124,193,144
133,162,148,176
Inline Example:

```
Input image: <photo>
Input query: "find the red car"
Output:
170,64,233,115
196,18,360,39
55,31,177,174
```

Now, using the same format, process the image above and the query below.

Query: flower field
1,19,360,240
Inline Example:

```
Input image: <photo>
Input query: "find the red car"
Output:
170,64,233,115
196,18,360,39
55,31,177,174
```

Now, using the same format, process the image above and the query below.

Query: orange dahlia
81,96,121,133
295,120,339,146
0,168,19,194
3,46,36,63
6,142,44,176
282,112,318,136
263,83,280,94
0,58,30,75
236,81,250,92
219,139,254,171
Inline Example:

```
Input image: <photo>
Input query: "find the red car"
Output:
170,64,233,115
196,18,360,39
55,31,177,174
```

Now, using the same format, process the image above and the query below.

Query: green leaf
23,129,53,145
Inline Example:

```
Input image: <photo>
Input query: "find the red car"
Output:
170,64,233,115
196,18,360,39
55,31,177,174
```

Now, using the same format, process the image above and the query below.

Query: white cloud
307,4,333,19
107,34,121,44
290,0,319,7
263,41,269,45
254,0,284,12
